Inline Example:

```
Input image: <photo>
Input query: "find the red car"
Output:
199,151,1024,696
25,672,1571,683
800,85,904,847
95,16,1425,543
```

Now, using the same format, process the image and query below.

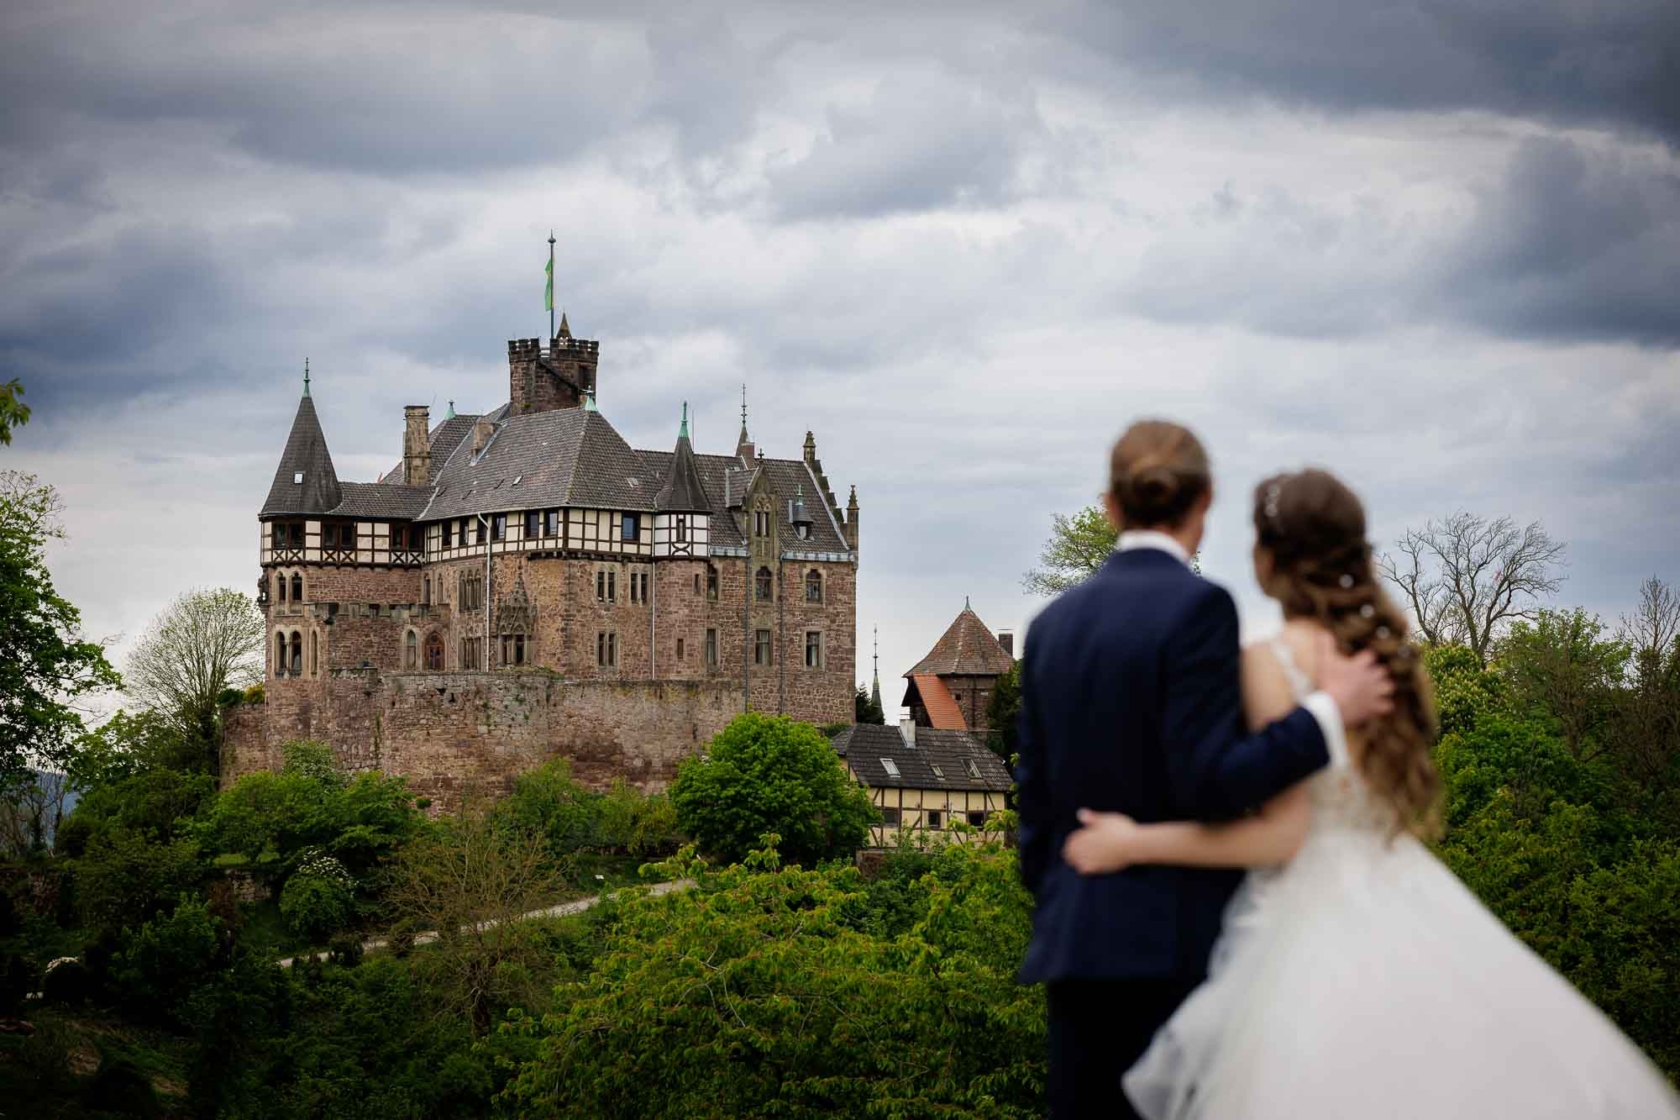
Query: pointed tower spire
262,383,342,517
558,310,571,339
870,625,882,712
656,401,709,513
735,383,755,460
303,357,311,398
446,399,456,419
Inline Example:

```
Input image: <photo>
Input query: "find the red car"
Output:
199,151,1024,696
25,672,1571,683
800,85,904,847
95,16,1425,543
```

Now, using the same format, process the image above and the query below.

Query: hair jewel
1339,573,1355,589
1263,482,1283,531
1376,625,1391,639
1360,603,1376,618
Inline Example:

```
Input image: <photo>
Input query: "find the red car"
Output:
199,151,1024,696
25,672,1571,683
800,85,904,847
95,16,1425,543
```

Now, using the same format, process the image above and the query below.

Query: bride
1062,468,1680,1120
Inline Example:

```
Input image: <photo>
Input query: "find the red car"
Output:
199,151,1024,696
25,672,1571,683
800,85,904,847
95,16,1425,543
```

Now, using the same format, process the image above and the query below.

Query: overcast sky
4,0,1677,716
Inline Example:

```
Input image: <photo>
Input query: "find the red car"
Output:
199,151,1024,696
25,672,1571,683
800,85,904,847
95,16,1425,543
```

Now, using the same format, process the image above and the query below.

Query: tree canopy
0,470,119,786
1022,504,1116,597
669,712,876,866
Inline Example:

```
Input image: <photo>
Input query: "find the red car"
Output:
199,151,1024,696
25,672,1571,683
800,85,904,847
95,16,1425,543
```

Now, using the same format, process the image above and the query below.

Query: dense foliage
505,841,1046,1118
670,712,877,866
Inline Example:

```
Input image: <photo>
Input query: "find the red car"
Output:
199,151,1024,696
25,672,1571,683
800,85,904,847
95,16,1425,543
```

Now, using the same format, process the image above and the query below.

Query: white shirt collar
1117,529,1191,566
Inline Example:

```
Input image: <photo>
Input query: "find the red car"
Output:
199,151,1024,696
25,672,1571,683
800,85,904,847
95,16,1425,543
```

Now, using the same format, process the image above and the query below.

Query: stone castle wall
225,668,745,808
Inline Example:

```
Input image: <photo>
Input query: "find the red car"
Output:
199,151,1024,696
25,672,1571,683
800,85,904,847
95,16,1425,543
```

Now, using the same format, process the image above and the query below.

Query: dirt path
277,878,694,968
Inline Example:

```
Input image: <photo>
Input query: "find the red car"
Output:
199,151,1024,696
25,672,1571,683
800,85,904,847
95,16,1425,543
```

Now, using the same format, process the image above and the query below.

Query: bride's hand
1063,808,1145,874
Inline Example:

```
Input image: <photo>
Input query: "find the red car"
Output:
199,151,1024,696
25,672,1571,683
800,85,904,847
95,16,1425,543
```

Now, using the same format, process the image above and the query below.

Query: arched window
291,573,303,602
425,632,445,671
706,565,719,601
276,572,287,603
309,631,319,676
275,631,287,676
755,566,773,601
289,631,303,675
405,631,418,670
805,569,823,603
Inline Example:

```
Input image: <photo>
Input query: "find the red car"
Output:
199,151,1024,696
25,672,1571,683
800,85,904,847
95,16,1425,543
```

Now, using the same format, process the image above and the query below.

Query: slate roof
262,395,343,517
420,407,658,522
908,607,1015,678
832,725,1012,793
653,430,710,513
262,393,854,557
904,674,967,730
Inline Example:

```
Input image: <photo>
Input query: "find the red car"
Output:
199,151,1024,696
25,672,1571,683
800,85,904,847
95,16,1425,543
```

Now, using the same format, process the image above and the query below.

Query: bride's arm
1063,783,1311,874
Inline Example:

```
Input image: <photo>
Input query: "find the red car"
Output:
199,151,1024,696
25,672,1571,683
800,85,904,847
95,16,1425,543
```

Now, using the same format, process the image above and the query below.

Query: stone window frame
274,630,288,677
628,570,650,605
753,628,773,666
500,634,527,666
289,629,303,676
754,509,771,538
676,636,685,662
804,629,823,670
596,569,617,603
805,569,823,603
706,565,720,601
755,566,773,602
597,631,618,668
275,570,288,603
705,628,719,667
290,573,304,602
404,630,419,670
425,631,444,671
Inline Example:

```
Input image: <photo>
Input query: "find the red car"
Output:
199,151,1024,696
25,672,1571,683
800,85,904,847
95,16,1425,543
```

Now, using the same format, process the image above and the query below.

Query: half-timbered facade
244,318,860,796
832,723,1012,847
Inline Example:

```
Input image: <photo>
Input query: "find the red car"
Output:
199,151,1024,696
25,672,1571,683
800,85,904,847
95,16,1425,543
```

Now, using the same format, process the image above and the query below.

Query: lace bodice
1265,636,1395,837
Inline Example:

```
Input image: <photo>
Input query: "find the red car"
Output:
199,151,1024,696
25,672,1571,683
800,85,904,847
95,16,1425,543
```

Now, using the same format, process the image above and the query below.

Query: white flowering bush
279,849,357,941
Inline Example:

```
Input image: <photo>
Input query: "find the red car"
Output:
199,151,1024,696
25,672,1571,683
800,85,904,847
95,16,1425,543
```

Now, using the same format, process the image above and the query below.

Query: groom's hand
1315,632,1394,727
1063,809,1143,875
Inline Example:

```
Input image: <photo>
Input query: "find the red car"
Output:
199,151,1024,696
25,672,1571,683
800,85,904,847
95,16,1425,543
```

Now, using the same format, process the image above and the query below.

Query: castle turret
654,403,711,557
261,364,342,517
846,485,860,552
508,320,598,415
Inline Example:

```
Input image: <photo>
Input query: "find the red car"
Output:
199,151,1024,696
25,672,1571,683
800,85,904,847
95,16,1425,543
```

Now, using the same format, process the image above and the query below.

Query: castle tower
902,604,1015,732
508,312,599,415
261,365,342,517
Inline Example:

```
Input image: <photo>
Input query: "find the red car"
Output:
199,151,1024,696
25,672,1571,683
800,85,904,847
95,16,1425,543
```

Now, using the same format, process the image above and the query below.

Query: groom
1016,420,1393,1119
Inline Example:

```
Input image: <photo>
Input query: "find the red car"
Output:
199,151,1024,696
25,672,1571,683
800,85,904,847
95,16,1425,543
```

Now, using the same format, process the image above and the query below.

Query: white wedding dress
1124,639,1680,1120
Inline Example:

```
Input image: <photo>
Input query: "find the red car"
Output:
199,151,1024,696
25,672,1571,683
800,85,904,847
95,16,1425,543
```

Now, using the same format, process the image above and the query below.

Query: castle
223,315,859,805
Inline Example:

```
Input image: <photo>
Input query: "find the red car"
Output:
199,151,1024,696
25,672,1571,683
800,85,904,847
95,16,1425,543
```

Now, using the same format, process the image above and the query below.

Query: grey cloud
1435,136,1680,346
1049,0,1680,145
766,67,1045,220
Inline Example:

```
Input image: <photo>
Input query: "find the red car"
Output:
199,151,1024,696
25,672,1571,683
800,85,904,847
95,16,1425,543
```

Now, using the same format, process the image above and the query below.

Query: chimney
471,417,494,456
899,718,916,749
998,630,1014,659
402,405,431,486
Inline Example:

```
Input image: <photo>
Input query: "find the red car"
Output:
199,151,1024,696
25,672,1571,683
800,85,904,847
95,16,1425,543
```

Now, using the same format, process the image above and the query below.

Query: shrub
112,894,223,1022
41,957,94,1006
279,850,356,941
242,684,265,705
216,687,245,707
670,713,877,866
74,828,202,933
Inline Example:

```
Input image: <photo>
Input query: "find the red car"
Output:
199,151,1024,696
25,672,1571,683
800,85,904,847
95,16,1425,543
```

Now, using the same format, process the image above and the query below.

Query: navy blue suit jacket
1017,548,1330,985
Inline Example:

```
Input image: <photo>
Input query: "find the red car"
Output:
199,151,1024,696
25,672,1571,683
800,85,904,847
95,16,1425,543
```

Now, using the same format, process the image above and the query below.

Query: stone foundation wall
222,668,746,809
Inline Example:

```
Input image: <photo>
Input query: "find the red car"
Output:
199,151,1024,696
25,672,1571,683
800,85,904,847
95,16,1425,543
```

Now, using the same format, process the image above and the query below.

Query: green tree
854,684,885,725
386,798,567,1035
669,712,876,866
1022,504,1116,597
124,587,265,775
504,842,1046,1118
985,662,1021,766
0,470,120,786
1496,609,1629,762
0,379,28,446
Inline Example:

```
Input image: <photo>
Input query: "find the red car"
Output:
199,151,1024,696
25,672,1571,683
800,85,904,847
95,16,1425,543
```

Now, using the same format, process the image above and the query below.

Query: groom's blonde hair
1109,420,1211,529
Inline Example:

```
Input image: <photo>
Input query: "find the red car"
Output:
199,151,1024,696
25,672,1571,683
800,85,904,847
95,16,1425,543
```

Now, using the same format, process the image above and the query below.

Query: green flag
544,252,554,312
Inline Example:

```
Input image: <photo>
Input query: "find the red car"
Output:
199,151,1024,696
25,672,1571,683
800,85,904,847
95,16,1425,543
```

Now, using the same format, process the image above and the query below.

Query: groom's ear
1103,492,1124,531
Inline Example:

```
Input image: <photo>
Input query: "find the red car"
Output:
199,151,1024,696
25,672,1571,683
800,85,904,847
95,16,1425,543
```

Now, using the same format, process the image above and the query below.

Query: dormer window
880,758,901,779
964,758,983,780
294,471,304,484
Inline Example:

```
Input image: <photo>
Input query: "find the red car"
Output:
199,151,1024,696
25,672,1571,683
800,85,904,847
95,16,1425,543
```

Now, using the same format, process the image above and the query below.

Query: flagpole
547,230,556,340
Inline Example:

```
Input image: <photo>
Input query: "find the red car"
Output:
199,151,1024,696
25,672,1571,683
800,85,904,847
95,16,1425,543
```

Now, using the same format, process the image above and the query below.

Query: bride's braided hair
1254,469,1441,838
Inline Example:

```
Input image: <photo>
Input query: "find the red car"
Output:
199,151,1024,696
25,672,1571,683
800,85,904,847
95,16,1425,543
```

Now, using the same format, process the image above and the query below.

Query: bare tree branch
1378,511,1566,664
124,587,264,771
